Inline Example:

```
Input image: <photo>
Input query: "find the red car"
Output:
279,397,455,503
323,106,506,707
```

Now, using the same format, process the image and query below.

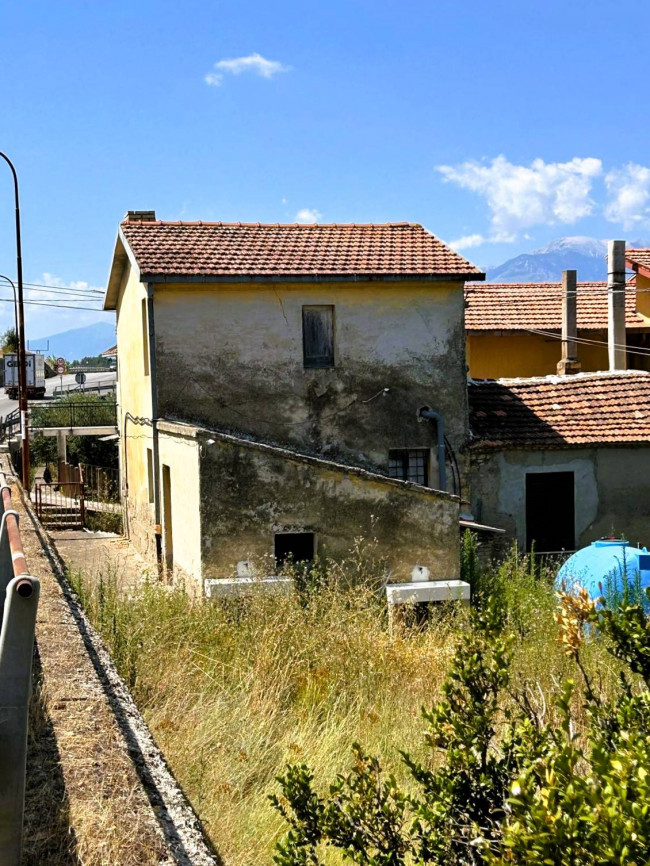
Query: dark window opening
303,305,334,368
275,532,315,568
525,471,575,553
388,449,429,486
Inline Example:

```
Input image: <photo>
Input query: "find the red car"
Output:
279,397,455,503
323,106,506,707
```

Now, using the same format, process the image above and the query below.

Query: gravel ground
9,464,221,866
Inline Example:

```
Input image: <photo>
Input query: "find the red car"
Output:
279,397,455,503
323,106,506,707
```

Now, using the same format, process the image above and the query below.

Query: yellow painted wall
158,423,202,584
636,274,650,318
467,332,609,379
115,265,155,559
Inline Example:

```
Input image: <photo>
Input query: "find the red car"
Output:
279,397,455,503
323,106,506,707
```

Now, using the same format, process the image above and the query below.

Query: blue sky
0,0,649,339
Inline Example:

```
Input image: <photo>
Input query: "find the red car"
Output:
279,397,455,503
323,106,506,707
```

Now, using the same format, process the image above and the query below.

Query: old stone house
465,280,650,379
104,212,484,586
468,371,650,553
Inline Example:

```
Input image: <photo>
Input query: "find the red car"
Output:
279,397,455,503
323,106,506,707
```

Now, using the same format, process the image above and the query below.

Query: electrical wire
523,326,650,358
0,296,103,312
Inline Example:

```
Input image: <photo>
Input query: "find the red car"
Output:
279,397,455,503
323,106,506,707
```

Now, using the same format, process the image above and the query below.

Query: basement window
275,532,315,569
388,449,429,486
303,305,334,368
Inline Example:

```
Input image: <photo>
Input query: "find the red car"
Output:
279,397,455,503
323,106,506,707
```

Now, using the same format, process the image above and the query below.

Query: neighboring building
104,212,484,585
468,371,650,553
465,281,650,378
101,344,117,369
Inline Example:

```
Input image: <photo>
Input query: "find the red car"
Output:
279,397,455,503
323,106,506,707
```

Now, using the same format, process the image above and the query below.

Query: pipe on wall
417,407,447,492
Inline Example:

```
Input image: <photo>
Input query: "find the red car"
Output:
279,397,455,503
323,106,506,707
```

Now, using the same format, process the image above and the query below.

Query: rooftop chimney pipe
123,210,157,223
557,269,581,375
607,240,626,371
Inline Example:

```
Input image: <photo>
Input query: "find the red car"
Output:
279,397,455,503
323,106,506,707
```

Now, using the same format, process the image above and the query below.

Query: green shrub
272,589,650,865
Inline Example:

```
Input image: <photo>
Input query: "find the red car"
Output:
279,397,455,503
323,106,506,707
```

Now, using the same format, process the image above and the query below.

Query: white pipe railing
0,471,40,864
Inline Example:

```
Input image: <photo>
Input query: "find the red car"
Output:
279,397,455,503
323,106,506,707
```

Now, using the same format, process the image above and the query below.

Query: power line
0,296,104,312
524,326,650,358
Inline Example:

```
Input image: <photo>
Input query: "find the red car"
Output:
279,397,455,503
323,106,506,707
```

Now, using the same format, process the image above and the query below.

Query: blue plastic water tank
556,539,650,604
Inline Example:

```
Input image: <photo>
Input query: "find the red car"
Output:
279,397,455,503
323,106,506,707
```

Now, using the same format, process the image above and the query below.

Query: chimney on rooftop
557,269,581,375
123,210,156,223
607,240,627,371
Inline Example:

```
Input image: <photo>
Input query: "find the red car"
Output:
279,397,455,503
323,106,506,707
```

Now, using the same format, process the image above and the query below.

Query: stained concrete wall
198,429,460,583
470,447,650,551
152,281,468,482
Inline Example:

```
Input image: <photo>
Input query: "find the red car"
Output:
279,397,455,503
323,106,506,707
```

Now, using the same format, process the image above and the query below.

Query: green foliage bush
272,590,650,864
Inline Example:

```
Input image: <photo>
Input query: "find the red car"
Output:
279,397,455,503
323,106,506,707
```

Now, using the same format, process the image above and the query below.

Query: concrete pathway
49,529,156,590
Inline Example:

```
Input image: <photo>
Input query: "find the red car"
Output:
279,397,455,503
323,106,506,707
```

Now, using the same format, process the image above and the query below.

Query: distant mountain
486,237,610,282
30,321,116,361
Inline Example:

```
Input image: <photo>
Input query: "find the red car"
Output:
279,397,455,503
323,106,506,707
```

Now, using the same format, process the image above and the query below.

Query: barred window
388,449,429,486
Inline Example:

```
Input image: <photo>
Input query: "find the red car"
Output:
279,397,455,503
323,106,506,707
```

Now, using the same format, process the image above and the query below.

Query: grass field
68,540,620,865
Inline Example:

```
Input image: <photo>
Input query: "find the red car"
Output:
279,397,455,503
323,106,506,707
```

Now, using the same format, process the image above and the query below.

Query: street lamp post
0,153,29,489
0,275,20,349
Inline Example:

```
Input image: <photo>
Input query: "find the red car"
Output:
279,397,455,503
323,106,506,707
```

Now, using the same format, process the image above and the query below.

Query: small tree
1,327,18,353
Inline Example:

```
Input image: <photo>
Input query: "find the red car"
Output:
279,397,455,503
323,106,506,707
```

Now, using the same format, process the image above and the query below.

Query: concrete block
204,576,294,599
385,579,470,606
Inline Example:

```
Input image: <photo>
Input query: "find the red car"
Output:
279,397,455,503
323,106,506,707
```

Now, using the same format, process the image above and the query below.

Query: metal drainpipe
146,283,163,566
417,408,447,492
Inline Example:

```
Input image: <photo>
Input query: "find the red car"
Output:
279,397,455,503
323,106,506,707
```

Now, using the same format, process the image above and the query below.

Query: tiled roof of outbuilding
465,282,647,331
119,221,484,280
469,371,650,449
626,249,650,277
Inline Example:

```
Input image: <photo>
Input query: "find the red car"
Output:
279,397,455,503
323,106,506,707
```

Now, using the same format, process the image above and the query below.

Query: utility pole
0,153,29,489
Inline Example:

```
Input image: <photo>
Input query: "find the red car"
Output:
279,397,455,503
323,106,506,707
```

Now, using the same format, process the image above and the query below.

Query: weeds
69,543,618,864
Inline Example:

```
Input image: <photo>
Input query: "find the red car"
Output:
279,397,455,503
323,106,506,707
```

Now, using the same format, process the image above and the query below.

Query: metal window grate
388,449,429,486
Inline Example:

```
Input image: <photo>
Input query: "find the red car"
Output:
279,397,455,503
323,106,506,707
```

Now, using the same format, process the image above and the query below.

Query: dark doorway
162,464,173,573
275,533,315,569
525,471,575,552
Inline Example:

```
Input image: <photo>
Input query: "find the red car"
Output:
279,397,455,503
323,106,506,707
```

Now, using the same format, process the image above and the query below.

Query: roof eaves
143,270,486,284
104,227,141,310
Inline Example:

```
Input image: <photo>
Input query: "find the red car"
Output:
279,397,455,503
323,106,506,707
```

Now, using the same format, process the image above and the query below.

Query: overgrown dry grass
68,542,620,865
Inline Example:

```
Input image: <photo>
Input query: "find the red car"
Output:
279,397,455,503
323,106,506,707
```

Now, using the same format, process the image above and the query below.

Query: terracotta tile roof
469,371,650,449
119,221,484,280
465,282,647,331
101,345,117,356
626,249,650,278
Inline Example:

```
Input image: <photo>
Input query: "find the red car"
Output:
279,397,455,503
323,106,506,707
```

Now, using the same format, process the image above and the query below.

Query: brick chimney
608,240,626,371
557,269,581,375
123,210,157,223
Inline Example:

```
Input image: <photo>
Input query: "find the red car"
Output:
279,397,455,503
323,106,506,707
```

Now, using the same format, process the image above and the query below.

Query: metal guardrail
53,379,116,398
0,471,40,864
0,409,20,440
29,400,118,429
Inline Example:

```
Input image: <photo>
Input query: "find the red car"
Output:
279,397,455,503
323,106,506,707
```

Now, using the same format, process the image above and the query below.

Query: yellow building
104,212,484,587
465,281,650,379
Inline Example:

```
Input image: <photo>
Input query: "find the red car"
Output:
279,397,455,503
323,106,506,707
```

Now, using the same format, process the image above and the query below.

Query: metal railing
34,481,85,529
29,400,117,429
53,379,116,398
0,471,40,864
0,409,20,440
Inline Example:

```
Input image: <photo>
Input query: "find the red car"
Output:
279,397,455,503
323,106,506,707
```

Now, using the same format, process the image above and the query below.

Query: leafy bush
272,589,650,865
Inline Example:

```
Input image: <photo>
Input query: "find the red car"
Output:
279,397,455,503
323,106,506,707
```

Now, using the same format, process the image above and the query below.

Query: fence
29,400,117,429
0,471,40,864
34,481,85,529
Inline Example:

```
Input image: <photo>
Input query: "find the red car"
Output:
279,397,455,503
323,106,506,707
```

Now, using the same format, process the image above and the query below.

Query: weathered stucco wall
152,281,468,486
115,267,155,559
470,447,650,550
198,430,460,583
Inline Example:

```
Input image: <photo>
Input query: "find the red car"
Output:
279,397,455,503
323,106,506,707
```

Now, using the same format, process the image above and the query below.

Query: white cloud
437,155,602,242
447,233,486,251
295,208,322,223
205,52,291,86
605,163,650,229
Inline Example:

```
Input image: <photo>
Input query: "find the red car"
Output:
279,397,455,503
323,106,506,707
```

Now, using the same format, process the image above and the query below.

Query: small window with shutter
302,305,334,368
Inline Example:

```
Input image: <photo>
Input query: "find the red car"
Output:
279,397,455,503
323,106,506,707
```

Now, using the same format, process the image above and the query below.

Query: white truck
4,353,46,399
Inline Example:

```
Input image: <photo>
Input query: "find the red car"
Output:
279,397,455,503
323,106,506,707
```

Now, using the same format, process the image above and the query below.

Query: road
0,371,117,421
